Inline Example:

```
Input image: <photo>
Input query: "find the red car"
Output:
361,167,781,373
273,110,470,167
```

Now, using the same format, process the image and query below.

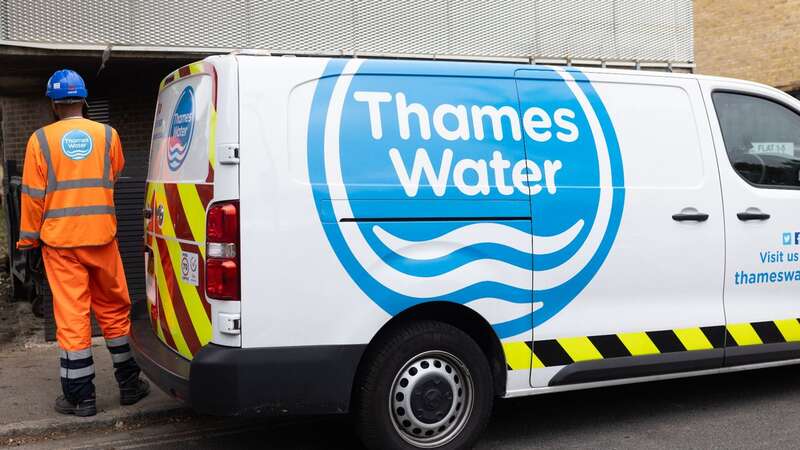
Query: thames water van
131,54,800,449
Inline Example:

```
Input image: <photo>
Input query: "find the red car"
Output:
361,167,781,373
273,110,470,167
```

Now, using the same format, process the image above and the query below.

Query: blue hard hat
46,69,88,101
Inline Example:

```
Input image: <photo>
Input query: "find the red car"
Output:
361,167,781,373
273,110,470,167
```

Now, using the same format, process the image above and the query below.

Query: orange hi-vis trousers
42,240,131,351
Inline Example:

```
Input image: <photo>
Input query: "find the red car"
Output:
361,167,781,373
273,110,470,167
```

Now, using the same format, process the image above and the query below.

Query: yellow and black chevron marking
503,318,800,370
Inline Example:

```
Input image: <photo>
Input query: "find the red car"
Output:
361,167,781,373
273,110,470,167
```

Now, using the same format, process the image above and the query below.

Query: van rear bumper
130,319,366,417
130,318,192,404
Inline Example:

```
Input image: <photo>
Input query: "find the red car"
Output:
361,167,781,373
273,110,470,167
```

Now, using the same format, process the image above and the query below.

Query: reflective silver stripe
44,205,115,219
21,184,45,198
59,349,66,358
34,129,57,194
19,230,40,240
106,335,128,347
63,348,92,359
111,351,132,364
52,178,113,190
60,365,95,379
103,124,112,182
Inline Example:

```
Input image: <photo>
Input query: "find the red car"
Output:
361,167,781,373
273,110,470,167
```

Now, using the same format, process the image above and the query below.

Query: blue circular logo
167,86,195,171
61,129,93,161
307,60,624,338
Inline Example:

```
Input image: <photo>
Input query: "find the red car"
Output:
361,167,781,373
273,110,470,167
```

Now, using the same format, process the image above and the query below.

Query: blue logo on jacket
61,129,93,161
307,59,625,338
167,86,194,171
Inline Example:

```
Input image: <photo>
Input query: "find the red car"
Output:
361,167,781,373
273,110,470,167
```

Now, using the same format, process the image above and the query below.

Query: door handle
737,211,770,221
672,212,709,222
673,207,709,222
143,208,153,219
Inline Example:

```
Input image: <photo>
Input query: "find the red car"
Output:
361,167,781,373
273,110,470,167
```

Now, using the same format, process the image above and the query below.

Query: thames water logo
61,129,93,161
167,86,195,171
307,60,624,338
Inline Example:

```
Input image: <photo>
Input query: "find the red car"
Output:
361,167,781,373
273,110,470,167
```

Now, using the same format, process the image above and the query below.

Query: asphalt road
22,364,800,449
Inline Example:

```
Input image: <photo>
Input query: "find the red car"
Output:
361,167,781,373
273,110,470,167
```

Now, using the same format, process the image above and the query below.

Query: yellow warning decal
504,318,800,370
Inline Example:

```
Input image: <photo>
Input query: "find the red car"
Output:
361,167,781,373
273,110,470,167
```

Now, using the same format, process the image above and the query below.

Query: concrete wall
695,0,800,91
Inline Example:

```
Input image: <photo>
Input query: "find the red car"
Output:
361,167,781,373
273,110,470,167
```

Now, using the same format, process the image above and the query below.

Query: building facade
695,0,800,94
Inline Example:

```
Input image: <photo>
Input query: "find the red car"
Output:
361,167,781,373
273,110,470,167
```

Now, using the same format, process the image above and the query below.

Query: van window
712,92,800,188
148,74,214,183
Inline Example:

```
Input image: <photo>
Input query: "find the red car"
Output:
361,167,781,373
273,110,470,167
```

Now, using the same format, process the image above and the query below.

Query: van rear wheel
354,321,493,450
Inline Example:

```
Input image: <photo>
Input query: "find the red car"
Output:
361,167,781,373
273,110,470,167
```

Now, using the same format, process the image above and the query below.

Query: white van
131,54,800,449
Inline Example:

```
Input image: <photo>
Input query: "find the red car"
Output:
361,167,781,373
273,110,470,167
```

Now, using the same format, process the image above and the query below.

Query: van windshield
148,73,213,183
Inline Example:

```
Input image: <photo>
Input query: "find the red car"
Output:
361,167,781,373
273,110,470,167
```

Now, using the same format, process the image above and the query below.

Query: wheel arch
354,301,508,401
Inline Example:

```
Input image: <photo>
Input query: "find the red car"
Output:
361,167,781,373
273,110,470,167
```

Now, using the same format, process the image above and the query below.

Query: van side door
516,69,726,387
702,81,800,365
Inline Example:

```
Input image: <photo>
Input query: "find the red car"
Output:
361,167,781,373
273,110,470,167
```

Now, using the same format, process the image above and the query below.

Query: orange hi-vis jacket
17,117,124,249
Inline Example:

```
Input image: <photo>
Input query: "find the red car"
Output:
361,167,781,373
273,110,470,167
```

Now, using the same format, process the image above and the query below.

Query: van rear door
145,62,218,359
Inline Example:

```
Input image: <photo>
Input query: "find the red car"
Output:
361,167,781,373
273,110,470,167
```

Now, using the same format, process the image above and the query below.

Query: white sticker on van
180,251,199,286
749,142,794,157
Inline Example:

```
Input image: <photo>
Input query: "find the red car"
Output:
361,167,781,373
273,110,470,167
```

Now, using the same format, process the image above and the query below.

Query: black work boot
107,336,149,406
54,395,97,417
120,378,150,406
58,347,96,417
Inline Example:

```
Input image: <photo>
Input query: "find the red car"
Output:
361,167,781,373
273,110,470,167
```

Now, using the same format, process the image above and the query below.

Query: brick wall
695,0,800,90
0,96,52,166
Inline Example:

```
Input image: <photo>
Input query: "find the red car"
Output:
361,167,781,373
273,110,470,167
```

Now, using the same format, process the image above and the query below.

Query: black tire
354,320,494,450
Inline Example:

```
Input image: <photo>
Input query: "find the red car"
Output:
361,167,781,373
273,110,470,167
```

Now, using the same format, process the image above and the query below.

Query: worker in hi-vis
16,69,150,417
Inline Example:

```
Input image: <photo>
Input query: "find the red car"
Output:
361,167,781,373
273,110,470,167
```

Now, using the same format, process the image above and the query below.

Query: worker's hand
19,247,43,276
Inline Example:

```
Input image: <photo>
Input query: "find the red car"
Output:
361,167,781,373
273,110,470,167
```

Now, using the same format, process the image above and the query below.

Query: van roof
221,53,788,101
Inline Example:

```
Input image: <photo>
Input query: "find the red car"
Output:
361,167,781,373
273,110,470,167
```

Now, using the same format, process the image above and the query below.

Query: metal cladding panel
354,0,449,54
672,0,694,65
6,0,133,44
131,0,249,47
2,0,693,63
616,0,678,61
536,0,617,60
248,0,354,51
448,0,531,57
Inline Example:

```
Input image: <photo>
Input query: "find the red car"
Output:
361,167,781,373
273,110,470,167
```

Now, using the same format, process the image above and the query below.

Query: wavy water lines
168,141,188,169
372,220,584,261
168,141,187,158
63,148,92,159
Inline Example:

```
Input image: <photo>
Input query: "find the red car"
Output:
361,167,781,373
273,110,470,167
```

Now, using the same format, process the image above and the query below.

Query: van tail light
206,201,240,301
206,259,239,299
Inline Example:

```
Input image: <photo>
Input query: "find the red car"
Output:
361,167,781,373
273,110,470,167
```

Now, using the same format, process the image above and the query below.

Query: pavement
0,336,187,444
12,362,800,449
